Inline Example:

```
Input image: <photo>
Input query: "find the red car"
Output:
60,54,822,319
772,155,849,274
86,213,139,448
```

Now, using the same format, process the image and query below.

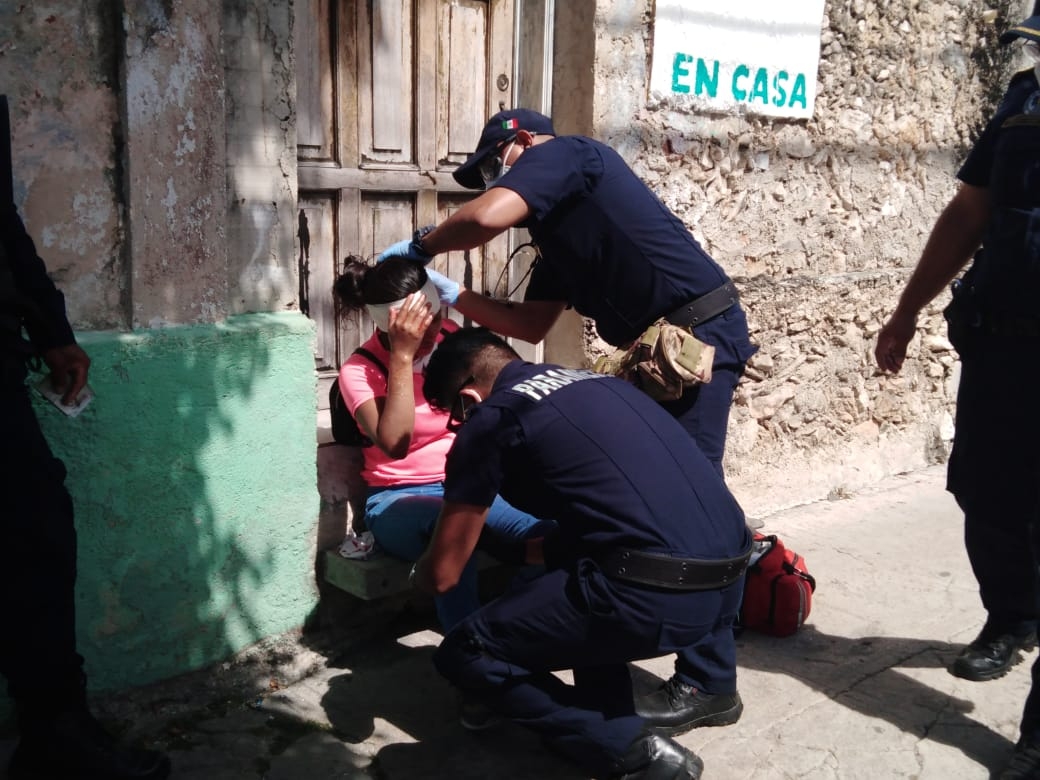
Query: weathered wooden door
297,0,520,375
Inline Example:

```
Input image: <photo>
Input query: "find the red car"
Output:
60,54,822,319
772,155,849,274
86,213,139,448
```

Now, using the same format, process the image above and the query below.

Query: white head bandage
365,278,441,332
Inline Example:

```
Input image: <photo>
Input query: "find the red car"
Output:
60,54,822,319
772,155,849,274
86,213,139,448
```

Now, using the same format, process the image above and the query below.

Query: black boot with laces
610,731,704,780
950,628,1037,682
634,675,742,736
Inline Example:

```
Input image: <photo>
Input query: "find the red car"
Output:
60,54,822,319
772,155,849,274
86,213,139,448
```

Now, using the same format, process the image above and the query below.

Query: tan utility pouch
593,319,714,401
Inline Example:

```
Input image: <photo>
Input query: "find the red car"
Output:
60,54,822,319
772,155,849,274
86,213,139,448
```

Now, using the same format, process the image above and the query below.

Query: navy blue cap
1000,15,1040,45
452,108,556,189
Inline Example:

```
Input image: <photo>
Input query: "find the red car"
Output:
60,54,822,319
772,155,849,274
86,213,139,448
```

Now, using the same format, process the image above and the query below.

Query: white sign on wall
650,0,827,119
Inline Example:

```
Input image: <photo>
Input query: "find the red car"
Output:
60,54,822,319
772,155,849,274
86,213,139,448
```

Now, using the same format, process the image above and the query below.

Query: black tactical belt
665,282,740,330
984,315,1040,340
598,541,751,592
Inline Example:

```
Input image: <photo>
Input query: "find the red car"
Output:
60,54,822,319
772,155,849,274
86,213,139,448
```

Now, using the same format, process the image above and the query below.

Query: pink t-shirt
338,322,458,487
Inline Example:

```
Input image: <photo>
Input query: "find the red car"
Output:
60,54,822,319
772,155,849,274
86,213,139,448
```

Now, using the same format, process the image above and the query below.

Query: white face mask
481,141,516,189
1024,40,1040,82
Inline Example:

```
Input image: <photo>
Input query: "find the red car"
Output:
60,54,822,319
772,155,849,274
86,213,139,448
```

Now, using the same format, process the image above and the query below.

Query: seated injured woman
333,256,550,631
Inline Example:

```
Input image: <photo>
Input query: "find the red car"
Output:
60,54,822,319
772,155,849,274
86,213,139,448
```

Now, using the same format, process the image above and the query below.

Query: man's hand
875,311,916,374
379,238,431,264
418,502,488,595
378,225,436,264
425,268,460,306
41,343,91,405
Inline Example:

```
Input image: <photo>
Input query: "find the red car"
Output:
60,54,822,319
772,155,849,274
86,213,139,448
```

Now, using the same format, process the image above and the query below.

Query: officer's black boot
8,705,170,780
950,627,1037,682
634,675,742,735
609,732,703,780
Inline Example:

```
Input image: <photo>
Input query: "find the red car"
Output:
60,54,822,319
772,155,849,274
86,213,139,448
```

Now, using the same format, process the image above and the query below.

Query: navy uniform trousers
659,308,750,696
0,362,85,723
433,558,744,776
947,331,1040,739
661,306,750,479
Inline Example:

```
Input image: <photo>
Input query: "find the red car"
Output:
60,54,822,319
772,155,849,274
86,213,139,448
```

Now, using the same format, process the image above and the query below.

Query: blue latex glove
378,238,429,264
425,268,461,306
378,225,435,264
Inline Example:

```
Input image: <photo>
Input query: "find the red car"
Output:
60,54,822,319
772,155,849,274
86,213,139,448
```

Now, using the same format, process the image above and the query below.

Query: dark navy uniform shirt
957,70,1040,314
959,70,1039,188
496,135,755,364
442,360,747,565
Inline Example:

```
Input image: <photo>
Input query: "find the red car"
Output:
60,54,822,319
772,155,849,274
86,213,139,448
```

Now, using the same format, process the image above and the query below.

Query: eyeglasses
431,374,477,432
1025,40,1040,63
477,135,517,185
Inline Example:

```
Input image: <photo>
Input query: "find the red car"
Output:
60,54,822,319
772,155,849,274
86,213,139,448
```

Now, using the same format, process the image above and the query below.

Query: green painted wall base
10,312,319,703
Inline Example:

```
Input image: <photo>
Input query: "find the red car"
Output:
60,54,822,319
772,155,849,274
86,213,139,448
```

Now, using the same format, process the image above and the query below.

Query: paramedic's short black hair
423,327,519,410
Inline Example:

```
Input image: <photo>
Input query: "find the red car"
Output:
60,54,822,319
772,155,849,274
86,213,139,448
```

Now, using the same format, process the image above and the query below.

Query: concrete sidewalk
1,466,1031,779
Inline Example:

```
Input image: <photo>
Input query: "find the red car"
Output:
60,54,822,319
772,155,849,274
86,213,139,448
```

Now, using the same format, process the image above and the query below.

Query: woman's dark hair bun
332,255,428,312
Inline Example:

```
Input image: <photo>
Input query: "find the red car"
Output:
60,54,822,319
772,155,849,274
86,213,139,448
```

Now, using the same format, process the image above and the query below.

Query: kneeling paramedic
385,110,756,729
411,327,751,780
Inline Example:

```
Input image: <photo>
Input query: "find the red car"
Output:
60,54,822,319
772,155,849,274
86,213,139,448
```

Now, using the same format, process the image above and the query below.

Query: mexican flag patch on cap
501,118,519,130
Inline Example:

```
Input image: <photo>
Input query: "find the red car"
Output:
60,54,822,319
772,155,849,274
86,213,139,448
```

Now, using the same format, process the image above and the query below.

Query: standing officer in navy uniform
382,109,757,733
412,327,751,780
1,95,170,779
875,16,1040,779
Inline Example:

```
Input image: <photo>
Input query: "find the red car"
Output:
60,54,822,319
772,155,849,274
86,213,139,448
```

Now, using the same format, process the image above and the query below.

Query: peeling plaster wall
1,1,298,329
224,0,298,316
123,1,230,327
557,0,1028,516
0,1,125,329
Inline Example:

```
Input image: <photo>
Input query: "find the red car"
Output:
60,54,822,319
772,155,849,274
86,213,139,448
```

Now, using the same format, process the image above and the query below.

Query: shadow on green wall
32,315,317,694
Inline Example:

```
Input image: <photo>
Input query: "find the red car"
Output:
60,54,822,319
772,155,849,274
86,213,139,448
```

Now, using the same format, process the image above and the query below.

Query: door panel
299,0,523,384
359,0,413,162
297,0,335,162
441,2,488,164
299,195,338,368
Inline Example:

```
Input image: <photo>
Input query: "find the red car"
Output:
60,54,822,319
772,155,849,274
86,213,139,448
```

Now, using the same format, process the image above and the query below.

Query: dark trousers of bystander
0,362,86,727
947,332,1040,739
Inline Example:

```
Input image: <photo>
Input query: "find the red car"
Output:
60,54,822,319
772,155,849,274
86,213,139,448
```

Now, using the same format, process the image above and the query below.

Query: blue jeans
364,483,547,631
